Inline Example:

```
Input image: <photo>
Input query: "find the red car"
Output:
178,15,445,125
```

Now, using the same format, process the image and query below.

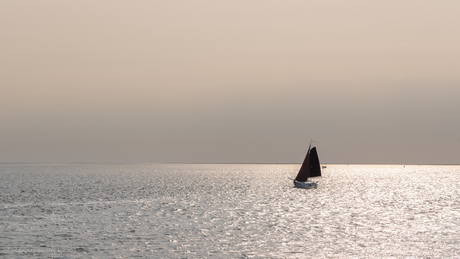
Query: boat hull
293,180,317,189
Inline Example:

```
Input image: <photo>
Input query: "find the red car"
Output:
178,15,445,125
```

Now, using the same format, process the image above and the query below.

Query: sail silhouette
295,145,311,182
309,147,321,177
293,142,321,188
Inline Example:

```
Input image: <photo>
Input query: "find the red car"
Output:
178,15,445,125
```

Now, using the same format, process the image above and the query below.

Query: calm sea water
1,163,460,258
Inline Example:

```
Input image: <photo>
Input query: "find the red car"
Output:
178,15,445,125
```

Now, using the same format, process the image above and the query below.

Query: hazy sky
1,1,459,164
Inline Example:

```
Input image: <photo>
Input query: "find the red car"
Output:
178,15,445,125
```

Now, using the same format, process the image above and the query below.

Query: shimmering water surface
1,163,460,258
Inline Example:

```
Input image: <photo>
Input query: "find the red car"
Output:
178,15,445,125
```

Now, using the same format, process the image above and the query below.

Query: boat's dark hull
293,180,317,189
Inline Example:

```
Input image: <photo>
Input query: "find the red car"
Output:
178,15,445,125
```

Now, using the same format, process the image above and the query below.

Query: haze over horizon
2,1,459,165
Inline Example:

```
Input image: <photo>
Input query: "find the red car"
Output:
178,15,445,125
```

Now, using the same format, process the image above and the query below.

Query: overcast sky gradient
1,1,459,164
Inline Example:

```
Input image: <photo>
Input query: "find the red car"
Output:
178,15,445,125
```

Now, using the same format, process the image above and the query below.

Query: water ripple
1,163,460,258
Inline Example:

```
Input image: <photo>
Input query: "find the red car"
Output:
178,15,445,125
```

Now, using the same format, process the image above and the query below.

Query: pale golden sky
1,1,459,163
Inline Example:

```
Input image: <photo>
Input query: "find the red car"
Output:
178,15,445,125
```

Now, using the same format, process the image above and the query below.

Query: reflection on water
1,163,460,258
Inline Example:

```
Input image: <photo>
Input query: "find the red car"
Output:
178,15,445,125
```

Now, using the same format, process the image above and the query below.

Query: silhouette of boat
293,141,321,189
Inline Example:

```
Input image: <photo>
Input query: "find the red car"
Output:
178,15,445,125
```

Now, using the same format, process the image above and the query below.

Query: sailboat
293,142,321,189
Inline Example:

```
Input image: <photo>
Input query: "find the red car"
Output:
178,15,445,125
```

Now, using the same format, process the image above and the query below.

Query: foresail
295,146,310,182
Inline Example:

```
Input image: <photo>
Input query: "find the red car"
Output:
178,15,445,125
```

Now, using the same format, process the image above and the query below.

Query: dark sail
294,145,311,182
309,147,321,177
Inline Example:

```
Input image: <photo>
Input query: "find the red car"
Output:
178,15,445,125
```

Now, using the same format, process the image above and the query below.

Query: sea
1,163,460,258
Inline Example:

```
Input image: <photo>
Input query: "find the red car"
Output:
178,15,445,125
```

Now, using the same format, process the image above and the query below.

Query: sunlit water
1,163,460,258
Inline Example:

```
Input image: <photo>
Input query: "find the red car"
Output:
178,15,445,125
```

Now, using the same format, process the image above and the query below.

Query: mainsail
309,147,321,177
